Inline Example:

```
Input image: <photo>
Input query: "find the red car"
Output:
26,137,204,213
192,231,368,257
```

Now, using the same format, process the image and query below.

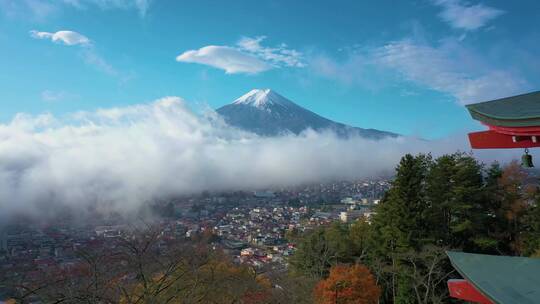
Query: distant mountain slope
216,89,397,139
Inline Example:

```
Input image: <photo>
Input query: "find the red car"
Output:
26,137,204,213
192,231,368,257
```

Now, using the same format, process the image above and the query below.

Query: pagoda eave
468,130,540,149
447,279,494,304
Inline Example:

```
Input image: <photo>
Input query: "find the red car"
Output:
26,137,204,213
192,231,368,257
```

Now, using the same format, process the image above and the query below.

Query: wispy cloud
0,0,151,18
237,36,305,68
30,29,132,82
311,38,529,104
80,49,115,75
25,0,57,18
62,0,152,17
372,39,528,104
0,0,58,19
433,0,504,31
310,52,384,90
30,30,91,46
176,36,305,74
41,90,79,102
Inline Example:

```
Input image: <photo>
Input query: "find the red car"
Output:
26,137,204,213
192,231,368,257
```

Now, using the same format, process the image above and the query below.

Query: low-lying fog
0,97,524,220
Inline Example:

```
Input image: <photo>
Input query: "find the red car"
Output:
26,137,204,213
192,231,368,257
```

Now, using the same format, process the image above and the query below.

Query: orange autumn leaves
314,264,380,304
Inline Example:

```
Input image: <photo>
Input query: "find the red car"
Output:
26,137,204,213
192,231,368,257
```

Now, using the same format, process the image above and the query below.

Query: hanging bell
522,148,534,168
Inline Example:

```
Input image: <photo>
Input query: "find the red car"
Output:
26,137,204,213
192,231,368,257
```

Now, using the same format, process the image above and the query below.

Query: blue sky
1,0,539,138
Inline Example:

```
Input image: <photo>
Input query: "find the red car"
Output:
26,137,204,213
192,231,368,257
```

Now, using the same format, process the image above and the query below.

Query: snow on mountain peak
218,89,398,138
232,89,294,109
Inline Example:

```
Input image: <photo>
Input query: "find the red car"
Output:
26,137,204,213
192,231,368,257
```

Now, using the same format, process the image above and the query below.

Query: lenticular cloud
0,97,473,219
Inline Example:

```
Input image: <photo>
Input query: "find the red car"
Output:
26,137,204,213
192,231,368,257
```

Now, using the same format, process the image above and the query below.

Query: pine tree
369,154,431,302
371,154,431,254
474,162,505,253
425,153,485,251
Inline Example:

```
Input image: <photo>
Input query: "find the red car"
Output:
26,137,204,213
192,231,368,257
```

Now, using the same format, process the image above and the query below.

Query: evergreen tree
371,154,431,254
473,162,506,253
369,154,431,302
425,153,485,251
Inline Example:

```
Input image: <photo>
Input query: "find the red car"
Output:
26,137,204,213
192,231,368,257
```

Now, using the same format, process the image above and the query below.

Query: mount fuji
216,89,397,139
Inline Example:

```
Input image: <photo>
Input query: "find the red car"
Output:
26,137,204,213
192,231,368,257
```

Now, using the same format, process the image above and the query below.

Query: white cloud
30,30,91,46
81,49,135,83
30,29,132,81
434,0,504,31
81,49,116,75
0,0,58,19
25,0,57,18
42,90,67,102
237,36,305,68
372,39,528,104
310,52,384,90
0,0,151,18
0,97,493,221
310,39,529,104
62,0,84,8
63,0,151,17
41,90,79,102
176,45,272,74
176,36,305,74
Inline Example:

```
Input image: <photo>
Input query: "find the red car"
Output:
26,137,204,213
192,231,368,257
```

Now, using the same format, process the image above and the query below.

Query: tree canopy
292,152,540,303
314,264,380,304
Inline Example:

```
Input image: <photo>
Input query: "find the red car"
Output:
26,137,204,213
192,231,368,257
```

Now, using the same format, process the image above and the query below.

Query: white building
241,247,255,256
340,210,365,223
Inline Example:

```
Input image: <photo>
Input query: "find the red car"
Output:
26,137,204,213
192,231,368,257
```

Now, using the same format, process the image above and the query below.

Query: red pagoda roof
447,251,540,304
466,91,540,149
466,91,540,127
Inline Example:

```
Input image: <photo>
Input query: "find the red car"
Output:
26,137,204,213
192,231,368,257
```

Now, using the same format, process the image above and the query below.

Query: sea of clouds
0,97,522,220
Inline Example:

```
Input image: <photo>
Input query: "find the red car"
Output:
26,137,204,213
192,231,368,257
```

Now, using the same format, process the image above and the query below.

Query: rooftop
447,251,540,304
466,91,540,127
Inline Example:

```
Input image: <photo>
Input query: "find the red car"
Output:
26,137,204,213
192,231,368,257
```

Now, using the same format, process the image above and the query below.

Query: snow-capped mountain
232,89,296,109
217,89,397,139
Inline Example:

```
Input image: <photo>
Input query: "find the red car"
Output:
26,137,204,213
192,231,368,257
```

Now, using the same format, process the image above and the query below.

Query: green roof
466,91,540,127
447,251,540,304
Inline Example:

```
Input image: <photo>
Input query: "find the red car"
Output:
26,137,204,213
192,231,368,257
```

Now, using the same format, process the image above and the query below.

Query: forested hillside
290,153,540,303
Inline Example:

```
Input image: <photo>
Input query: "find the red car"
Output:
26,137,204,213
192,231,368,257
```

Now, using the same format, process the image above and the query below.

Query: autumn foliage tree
314,264,380,304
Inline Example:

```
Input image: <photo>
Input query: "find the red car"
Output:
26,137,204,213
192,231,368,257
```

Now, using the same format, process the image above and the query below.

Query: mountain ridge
217,89,398,139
